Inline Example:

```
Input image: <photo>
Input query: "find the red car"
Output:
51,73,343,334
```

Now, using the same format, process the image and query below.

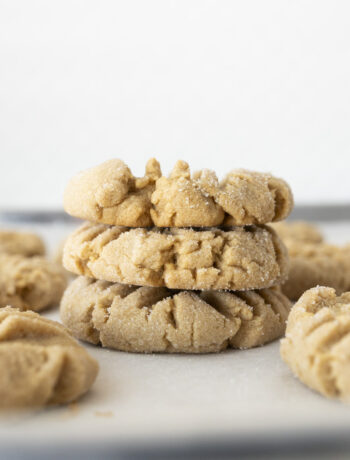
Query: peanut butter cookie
61,276,291,353
63,222,288,291
0,254,67,312
281,287,350,401
0,307,98,408
0,230,45,257
63,159,293,227
281,240,350,300
271,221,323,244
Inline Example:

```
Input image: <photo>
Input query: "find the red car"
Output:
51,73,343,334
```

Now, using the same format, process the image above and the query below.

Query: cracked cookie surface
63,158,293,227
281,240,350,300
281,287,350,401
0,254,67,312
0,307,98,407
61,276,291,353
63,222,289,291
0,230,45,257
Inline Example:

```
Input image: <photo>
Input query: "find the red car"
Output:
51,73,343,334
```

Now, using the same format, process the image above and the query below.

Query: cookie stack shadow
60,159,294,353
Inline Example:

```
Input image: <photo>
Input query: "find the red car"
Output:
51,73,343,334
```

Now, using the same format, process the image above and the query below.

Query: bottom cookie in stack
60,276,291,354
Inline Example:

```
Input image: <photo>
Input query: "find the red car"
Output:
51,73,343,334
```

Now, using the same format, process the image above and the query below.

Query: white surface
1,0,350,209
0,220,350,454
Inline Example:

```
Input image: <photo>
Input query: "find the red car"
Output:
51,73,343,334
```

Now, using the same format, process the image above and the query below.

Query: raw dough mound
0,307,98,407
0,230,45,257
271,221,323,244
63,222,289,291
61,276,291,353
63,159,293,227
281,241,350,300
0,254,67,311
281,287,350,401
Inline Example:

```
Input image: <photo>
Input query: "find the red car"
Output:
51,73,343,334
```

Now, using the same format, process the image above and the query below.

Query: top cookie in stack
61,159,293,353
63,158,293,228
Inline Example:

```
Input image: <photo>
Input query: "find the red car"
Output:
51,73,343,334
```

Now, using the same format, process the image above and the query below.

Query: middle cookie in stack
61,159,293,353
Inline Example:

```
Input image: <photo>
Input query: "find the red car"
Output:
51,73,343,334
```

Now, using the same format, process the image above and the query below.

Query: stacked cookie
60,159,293,353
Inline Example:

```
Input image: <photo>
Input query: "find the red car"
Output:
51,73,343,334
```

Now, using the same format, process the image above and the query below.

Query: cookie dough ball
61,277,291,353
0,307,98,408
281,287,350,401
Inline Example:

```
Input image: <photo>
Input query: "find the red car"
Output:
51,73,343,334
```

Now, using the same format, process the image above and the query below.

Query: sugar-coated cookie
0,230,45,257
271,221,323,244
0,254,67,311
0,307,98,407
61,276,291,353
63,222,289,291
281,241,350,300
281,287,350,401
63,159,293,227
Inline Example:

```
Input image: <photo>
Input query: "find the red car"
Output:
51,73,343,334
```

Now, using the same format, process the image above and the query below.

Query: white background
0,0,349,210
